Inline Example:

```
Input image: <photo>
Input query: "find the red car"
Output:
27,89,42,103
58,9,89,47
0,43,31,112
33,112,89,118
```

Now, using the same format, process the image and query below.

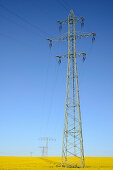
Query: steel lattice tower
39,137,56,157
47,9,95,168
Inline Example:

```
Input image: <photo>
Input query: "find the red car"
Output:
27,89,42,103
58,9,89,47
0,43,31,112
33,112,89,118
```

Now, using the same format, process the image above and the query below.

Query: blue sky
0,0,113,157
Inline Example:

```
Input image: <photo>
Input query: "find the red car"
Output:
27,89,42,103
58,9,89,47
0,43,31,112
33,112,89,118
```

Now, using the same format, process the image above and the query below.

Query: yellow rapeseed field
0,157,113,170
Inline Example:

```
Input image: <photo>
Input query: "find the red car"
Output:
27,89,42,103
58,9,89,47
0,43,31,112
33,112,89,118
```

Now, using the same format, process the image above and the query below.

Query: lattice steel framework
47,9,95,168
39,137,56,157
39,146,46,157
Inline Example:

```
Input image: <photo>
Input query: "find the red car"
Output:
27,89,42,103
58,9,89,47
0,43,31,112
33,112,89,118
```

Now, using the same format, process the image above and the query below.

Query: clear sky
0,0,113,157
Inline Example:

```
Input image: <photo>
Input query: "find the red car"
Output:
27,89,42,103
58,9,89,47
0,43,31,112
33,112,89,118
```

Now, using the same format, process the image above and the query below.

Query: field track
0,157,113,169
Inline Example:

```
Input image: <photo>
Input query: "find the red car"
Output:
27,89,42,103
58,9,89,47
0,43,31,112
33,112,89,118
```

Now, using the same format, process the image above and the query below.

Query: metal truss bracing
39,137,56,157
47,9,95,168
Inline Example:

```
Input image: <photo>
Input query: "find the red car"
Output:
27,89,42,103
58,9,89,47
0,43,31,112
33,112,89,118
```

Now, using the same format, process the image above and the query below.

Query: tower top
69,9,75,18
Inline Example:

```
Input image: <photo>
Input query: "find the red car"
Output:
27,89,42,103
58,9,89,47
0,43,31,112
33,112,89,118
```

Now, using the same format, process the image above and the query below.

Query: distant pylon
47,9,96,168
39,146,46,157
39,137,56,157
30,152,34,157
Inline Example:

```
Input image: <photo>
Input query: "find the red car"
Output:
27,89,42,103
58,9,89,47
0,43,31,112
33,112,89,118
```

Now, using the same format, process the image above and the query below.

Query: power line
62,0,72,10
0,31,40,48
0,32,23,43
56,0,68,12
56,0,80,16
45,63,60,135
0,14,45,38
0,3,50,38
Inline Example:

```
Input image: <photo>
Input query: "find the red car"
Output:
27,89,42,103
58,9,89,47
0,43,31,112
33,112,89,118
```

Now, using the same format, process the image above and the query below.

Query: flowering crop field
0,157,113,170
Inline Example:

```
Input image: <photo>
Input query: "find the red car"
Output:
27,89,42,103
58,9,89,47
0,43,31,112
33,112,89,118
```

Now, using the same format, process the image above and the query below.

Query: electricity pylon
39,137,56,157
47,9,96,168
30,152,34,157
39,146,46,157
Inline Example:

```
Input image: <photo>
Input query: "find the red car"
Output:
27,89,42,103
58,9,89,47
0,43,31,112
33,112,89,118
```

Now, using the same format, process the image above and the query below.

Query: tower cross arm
56,52,86,59
46,32,96,44
57,16,84,25
76,32,96,39
46,33,68,42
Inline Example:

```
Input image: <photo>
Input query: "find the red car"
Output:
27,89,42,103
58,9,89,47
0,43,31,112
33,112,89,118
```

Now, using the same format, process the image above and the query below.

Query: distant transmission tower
39,146,46,157
47,9,96,168
30,152,34,157
39,137,56,157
